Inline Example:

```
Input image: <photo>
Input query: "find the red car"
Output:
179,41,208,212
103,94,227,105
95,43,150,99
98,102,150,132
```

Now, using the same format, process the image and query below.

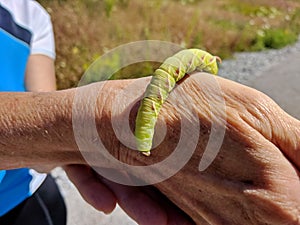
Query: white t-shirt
0,0,55,58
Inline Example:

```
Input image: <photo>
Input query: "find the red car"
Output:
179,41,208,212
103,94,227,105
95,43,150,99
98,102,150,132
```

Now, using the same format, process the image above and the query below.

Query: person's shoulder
1,0,51,24
27,0,51,20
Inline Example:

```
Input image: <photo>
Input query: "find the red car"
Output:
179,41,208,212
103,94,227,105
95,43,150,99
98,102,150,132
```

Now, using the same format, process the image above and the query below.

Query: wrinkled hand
149,74,300,225
63,164,195,225
66,74,300,225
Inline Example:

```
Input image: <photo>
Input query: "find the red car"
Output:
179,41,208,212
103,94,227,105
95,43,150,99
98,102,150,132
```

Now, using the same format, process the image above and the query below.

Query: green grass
252,28,298,50
37,0,300,89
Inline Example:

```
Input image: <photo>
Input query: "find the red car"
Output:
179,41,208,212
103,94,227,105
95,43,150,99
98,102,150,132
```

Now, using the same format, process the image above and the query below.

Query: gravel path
219,36,300,119
219,36,300,84
52,37,300,225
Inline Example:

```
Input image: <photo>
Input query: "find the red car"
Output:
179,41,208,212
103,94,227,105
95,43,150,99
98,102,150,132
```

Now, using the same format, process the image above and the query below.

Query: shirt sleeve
29,1,55,59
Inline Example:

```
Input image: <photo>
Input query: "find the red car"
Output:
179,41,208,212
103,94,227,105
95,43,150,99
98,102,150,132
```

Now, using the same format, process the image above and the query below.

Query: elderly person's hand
160,74,300,224
80,73,299,225
2,74,299,225
63,164,195,225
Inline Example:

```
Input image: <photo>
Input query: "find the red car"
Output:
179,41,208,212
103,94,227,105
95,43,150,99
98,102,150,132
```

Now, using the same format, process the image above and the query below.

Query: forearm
1,75,299,171
0,78,147,170
25,55,56,92
0,90,80,169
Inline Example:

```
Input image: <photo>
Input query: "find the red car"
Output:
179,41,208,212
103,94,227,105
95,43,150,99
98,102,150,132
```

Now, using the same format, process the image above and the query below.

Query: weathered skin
96,74,300,225
1,74,299,224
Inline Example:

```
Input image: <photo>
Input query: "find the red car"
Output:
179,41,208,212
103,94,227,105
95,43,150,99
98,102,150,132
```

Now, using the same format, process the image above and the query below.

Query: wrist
72,79,150,165
0,90,82,169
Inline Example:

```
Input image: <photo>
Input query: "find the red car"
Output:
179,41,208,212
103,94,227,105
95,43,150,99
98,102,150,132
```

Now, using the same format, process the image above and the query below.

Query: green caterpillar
135,49,221,156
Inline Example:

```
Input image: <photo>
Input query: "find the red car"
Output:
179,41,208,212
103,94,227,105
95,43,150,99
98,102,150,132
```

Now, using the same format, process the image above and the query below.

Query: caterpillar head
206,55,222,75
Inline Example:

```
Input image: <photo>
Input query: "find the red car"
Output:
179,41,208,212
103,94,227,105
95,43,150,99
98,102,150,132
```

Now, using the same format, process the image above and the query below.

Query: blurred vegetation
37,0,300,89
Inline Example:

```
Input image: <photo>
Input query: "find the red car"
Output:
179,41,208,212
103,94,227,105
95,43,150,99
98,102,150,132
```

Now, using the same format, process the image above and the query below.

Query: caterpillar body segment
135,49,221,156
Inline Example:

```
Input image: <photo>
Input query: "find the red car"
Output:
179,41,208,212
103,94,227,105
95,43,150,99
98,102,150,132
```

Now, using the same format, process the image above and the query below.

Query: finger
144,187,196,225
274,114,300,170
63,165,117,214
101,177,168,225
